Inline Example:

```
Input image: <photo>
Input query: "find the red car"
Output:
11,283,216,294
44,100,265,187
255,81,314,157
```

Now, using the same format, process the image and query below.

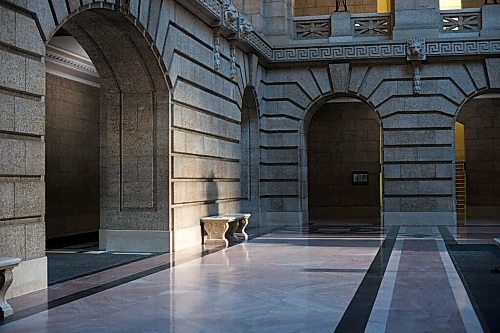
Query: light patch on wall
440,0,462,9
377,0,390,13
455,121,465,162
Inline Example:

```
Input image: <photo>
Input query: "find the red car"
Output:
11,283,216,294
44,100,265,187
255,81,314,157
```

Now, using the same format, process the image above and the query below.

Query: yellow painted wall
455,121,466,162
440,0,484,9
377,0,390,13
294,0,378,16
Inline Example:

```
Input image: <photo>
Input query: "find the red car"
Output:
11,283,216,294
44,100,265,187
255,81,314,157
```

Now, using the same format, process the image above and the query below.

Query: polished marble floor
1,224,499,333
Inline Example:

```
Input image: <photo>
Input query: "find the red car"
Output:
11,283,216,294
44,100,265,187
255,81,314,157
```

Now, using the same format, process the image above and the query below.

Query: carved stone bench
201,213,251,247
0,257,21,318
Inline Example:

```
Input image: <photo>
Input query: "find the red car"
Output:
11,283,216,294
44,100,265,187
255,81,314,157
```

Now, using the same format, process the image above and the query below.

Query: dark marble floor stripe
0,226,277,326
334,225,399,333
439,226,492,333
438,225,457,245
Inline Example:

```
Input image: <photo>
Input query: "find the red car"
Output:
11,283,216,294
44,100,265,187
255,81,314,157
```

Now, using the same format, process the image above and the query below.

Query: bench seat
0,257,21,318
201,214,251,247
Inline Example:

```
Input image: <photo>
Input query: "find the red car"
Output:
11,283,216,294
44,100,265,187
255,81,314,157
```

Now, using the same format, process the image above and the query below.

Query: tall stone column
392,0,441,39
263,0,293,44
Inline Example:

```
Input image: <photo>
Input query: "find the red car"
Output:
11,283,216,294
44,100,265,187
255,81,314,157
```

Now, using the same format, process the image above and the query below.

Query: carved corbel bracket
239,14,254,37
219,0,254,39
213,26,221,71
223,0,240,29
229,37,237,80
406,38,426,95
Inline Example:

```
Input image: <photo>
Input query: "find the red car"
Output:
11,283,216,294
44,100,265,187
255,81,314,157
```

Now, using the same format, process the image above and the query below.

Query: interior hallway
0,223,498,333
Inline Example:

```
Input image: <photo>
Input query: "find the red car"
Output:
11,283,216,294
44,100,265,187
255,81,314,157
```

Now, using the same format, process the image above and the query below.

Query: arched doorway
45,8,171,259
306,96,381,225
455,92,500,224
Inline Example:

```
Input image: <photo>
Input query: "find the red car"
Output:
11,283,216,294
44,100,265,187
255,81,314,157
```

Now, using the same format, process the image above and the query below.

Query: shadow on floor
447,244,500,333
47,252,159,285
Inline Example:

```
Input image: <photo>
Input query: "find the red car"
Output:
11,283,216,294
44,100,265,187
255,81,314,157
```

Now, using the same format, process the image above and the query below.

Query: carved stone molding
273,43,407,62
213,27,221,71
229,38,237,80
269,39,500,63
181,0,500,64
413,66,422,95
406,38,425,95
223,0,239,28
45,44,100,87
239,14,254,36
406,38,427,61
188,0,500,64
426,40,500,55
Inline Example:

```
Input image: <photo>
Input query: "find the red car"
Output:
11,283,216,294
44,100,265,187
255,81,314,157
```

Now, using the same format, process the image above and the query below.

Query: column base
382,212,457,226
99,229,170,252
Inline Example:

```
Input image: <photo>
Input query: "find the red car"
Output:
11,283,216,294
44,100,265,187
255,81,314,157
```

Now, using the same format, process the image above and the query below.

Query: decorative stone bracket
406,38,426,95
229,38,237,80
0,258,21,318
213,27,221,71
211,1,254,71
221,1,254,37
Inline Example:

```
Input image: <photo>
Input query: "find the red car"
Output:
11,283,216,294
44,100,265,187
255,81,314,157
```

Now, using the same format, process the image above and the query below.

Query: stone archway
45,8,171,252
455,91,500,224
0,2,173,298
302,94,382,225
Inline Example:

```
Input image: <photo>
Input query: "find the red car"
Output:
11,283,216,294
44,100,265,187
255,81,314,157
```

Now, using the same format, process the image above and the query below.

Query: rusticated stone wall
0,1,47,297
258,61,497,226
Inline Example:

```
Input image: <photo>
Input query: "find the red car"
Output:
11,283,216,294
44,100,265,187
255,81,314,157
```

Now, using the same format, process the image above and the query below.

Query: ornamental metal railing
440,8,481,33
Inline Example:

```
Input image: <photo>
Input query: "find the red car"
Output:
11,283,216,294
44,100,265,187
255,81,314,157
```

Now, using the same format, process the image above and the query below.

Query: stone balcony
291,5,496,43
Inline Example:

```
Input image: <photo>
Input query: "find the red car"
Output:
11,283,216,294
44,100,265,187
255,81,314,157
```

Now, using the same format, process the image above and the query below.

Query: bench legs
0,268,15,318
235,217,249,241
226,221,239,243
203,220,229,247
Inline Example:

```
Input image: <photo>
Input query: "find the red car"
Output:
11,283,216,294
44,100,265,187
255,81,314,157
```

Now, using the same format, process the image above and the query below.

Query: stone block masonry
45,74,100,240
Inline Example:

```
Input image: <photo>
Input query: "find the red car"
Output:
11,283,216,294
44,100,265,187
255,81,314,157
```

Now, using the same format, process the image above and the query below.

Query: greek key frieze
426,40,500,55
272,44,406,62
268,40,498,63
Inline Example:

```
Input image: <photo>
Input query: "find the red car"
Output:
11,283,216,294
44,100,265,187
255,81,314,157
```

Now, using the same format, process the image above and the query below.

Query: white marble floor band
364,238,403,333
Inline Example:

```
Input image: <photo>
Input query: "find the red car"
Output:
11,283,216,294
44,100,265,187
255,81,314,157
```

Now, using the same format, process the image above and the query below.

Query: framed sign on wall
352,171,369,185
